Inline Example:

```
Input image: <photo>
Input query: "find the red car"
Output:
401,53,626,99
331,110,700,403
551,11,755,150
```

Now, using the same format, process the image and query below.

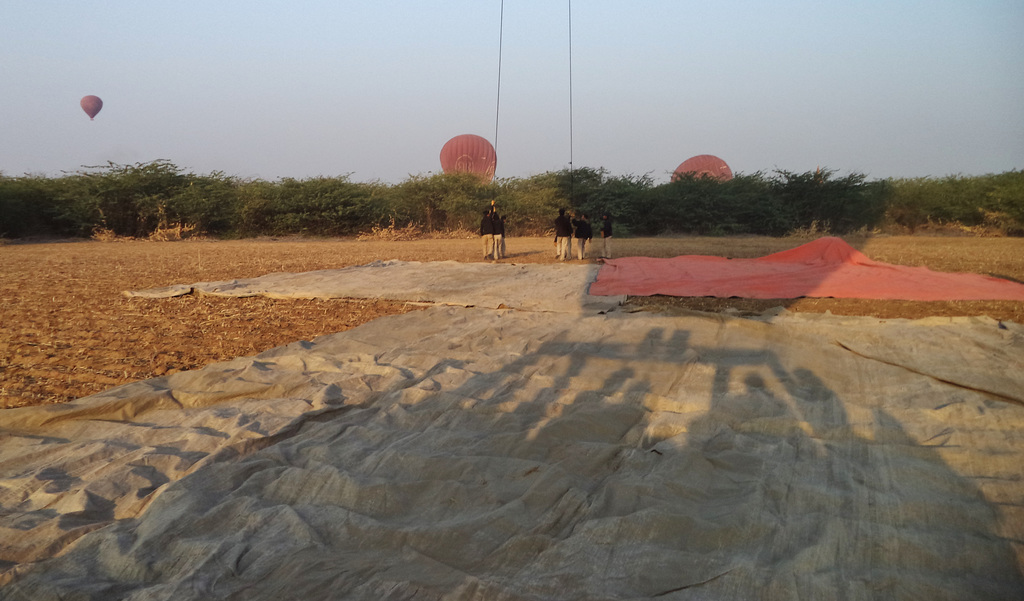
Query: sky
2,0,1022,184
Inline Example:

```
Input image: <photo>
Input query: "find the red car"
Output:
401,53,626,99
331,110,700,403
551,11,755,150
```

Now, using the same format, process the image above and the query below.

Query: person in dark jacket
599,214,613,258
554,208,573,261
480,209,495,259
492,211,505,260
572,213,593,260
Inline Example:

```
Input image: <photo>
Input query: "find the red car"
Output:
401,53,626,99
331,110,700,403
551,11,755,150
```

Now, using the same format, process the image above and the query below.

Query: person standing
480,208,495,260
499,213,508,258
600,214,613,258
573,213,592,260
554,208,573,261
492,211,505,260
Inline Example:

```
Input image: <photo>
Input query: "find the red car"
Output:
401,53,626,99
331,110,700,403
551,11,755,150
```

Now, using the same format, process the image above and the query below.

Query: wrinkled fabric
2,307,1023,600
126,260,624,314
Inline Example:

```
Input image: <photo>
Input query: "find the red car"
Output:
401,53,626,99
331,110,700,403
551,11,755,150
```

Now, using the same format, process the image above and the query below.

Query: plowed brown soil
2,235,1022,409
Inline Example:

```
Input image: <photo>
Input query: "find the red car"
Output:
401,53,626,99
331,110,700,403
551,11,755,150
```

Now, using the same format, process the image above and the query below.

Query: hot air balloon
439,134,497,181
80,95,103,120
672,154,733,181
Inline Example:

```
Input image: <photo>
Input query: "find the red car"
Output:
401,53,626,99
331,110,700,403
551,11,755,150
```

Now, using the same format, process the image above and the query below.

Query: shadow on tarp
4,318,1020,600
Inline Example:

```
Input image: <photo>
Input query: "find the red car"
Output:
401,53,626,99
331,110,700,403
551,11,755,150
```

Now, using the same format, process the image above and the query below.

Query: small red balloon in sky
80,95,103,120
672,154,733,181
439,134,497,182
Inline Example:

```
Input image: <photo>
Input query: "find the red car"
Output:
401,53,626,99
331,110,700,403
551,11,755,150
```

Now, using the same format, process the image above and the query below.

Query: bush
236,176,380,236
769,169,887,234
494,172,565,235
69,161,191,237
0,175,63,237
886,171,1024,235
388,173,497,233
3,160,1020,240
6,161,238,238
641,173,780,236
166,173,239,235
656,174,745,235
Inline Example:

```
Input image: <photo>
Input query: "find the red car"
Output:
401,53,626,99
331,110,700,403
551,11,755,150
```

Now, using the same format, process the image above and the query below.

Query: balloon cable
494,0,504,162
568,0,574,203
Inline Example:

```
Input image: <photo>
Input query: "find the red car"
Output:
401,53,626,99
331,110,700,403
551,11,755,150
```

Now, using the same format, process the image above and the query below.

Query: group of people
478,204,613,262
479,204,506,260
554,209,612,261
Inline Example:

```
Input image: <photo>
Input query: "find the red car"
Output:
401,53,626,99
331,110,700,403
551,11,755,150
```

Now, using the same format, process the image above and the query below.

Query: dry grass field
2,235,1022,409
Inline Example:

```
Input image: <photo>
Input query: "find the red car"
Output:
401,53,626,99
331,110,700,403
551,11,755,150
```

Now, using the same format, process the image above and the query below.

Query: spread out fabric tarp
125,260,624,314
590,236,1024,300
2,303,1023,600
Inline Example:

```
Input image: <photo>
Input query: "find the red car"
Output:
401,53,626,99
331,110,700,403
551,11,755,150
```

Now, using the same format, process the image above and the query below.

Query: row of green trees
2,160,1022,239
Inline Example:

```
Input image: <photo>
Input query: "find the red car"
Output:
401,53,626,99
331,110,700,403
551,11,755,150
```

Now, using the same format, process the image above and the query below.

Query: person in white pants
573,213,592,260
553,208,573,261
480,209,495,259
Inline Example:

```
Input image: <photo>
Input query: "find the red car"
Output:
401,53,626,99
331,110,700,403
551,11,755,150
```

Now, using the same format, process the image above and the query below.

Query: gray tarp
2,262,1023,600
123,260,625,314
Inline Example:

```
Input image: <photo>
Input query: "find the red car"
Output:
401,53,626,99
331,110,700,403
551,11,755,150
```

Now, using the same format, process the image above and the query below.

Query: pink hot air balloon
672,154,733,181
439,134,497,182
80,95,103,120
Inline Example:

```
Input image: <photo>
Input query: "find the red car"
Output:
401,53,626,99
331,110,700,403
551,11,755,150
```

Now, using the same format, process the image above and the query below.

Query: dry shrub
422,227,477,240
981,210,1023,237
357,218,477,242
905,218,1011,237
357,218,424,242
91,227,131,242
786,220,831,238
149,223,200,242
91,223,204,243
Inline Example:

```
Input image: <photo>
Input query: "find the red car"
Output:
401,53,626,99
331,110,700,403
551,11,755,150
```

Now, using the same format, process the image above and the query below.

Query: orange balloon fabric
672,155,732,181
590,237,1024,301
439,134,496,181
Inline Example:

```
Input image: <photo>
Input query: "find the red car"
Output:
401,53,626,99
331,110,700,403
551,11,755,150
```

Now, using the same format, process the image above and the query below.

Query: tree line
1,160,1021,239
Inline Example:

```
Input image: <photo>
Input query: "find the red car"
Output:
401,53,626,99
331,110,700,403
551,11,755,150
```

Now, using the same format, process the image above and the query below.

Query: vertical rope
568,0,574,202
494,0,504,159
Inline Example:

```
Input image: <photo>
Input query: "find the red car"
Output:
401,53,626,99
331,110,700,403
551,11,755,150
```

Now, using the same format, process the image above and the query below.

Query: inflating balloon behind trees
673,154,733,181
439,134,497,182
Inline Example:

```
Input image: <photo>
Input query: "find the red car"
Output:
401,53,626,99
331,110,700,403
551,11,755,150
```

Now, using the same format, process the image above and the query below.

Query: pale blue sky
2,1,1022,182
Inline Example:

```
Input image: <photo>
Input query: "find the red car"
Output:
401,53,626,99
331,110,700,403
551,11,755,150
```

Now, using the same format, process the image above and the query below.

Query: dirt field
2,235,1022,409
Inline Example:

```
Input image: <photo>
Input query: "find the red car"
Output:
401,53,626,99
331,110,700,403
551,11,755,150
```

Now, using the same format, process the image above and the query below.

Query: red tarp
589,237,1024,301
